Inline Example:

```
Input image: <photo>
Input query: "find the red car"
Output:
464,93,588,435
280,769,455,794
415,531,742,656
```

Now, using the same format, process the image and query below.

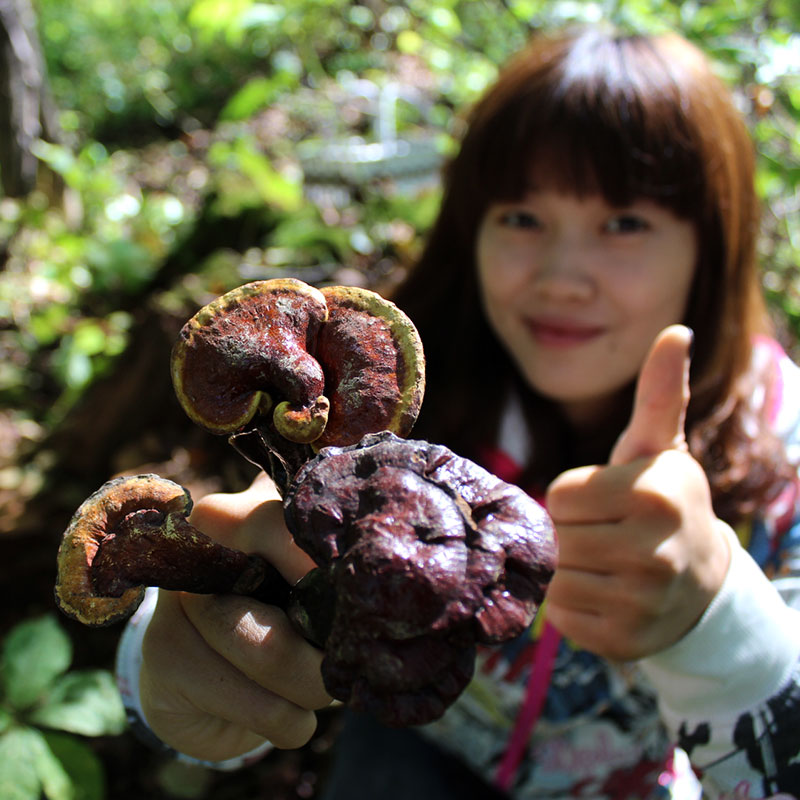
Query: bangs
473,32,707,217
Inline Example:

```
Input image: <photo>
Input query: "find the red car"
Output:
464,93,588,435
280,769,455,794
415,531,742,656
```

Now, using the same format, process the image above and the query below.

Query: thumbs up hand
545,326,731,661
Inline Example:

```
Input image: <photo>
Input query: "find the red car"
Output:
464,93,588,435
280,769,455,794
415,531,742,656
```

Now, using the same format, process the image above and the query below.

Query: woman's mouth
524,318,605,347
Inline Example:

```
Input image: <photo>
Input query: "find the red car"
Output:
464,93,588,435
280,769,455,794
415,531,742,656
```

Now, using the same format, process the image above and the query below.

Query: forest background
0,1,798,798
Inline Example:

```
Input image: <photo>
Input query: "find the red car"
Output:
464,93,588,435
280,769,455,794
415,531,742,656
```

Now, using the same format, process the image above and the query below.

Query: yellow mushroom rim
54,474,191,627
170,278,426,448
273,395,331,443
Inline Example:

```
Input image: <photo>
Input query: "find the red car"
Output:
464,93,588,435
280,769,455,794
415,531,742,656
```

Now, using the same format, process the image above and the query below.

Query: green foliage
0,615,126,800
0,0,795,793
0,136,190,426
1,0,798,443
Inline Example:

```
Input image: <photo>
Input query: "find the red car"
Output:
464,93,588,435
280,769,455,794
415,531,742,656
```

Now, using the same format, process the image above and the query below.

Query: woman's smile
524,317,607,348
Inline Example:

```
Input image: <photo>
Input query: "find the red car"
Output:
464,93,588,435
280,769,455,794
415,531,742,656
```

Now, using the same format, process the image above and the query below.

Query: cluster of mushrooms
55,278,557,727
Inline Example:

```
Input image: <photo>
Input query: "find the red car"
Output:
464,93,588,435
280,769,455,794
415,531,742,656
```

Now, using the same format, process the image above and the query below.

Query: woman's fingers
609,324,692,466
140,591,323,758
180,592,332,711
189,472,316,584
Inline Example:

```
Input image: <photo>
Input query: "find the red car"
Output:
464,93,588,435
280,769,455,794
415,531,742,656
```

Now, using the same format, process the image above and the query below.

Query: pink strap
493,621,562,792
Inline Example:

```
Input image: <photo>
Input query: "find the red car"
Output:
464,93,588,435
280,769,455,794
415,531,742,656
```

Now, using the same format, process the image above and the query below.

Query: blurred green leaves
0,0,797,438
208,137,302,213
0,615,126,800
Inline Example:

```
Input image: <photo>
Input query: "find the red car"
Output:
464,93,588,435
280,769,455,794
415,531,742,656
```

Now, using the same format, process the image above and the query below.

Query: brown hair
393,27,791,523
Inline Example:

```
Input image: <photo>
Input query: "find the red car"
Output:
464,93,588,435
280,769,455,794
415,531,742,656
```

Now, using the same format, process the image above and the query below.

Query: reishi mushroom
55,474,290,628
55,435,556,727
171,278,425,457
314,285,425,448
55,277,558,728
284,431,557,726
171,278,331,443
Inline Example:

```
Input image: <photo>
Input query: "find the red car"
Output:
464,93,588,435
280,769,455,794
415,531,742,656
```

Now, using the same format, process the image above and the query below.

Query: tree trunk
0,0,59,197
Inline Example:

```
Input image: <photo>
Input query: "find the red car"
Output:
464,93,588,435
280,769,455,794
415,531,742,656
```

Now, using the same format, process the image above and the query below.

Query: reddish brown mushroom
170,278,425,463
55,279,557,728
54,474,290,627
284,431,557,726
171,278,331,444
55,438,556,728
314,285,425,448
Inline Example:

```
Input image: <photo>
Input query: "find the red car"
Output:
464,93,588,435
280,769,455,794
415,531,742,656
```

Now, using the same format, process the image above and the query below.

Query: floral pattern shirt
419,338,800,799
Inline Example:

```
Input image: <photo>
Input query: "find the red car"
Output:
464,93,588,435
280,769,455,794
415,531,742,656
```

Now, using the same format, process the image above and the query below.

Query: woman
122,26,800,798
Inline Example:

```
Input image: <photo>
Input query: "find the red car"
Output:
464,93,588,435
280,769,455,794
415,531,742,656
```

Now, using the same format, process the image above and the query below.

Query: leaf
43,731,106,800
30,670,127,737
188,0,255,43
0,727,44,800
0,705,13,734
239,150,302,210
1,615,72,711
31,140,83,189
219,76,286,121
28,728,74,800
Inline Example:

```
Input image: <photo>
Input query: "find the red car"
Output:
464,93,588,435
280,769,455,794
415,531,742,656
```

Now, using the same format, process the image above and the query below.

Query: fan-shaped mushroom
171,278,425,462
284,431,556,726
171,279,331,443
54,279,557,729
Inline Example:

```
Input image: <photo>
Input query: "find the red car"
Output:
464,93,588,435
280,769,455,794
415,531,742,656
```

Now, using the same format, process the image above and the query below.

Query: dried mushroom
55,475,289,628
171,279,424,479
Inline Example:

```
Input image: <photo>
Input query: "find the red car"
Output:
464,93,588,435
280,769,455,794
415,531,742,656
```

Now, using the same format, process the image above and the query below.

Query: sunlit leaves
208,138,303,212
29,672,127,737
10,0,800,425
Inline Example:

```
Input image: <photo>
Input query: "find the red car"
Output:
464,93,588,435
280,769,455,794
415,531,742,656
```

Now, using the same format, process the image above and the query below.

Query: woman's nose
532,240,595,302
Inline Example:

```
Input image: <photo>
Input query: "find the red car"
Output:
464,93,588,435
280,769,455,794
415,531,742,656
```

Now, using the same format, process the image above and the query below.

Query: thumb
609,324,693,466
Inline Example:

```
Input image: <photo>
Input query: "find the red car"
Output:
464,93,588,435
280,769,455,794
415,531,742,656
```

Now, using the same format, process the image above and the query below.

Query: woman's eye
499,211,541,230
605,214,649,234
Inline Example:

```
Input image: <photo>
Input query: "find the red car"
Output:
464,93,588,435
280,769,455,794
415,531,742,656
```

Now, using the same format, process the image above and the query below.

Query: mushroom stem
54,474,295,627
286,566,337,648
90,508,289,606
228,426,314,498
86,504,331,640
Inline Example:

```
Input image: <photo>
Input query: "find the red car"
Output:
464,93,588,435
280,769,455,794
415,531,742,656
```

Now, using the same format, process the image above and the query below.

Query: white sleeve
639,523,800,781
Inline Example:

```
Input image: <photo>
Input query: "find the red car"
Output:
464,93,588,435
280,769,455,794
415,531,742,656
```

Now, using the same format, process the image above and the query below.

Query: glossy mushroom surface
55,474,287,627
55,475,190,626
284,431,557,726
55,280,557,729
171,279,330,442
171,278,425,457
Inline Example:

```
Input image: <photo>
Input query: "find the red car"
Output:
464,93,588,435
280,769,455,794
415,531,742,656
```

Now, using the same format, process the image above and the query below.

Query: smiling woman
380,24,800,797
397,27,774,505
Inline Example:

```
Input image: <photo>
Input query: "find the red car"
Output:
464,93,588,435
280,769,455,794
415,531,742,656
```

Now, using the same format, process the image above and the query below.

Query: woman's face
476,190,697,427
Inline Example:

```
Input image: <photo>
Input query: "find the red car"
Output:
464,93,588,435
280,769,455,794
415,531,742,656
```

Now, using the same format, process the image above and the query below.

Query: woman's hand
545,326,732,661
138,472,333,762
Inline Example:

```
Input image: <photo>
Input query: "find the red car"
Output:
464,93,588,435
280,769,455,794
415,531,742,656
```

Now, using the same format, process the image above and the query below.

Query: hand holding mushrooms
55,279,557,755
140,475,330,759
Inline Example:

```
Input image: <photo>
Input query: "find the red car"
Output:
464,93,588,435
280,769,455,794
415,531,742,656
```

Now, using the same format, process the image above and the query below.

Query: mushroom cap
283,431,557,726
315,286,425,448
171,279,329,440
55,474,192,627
171,279,425,451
